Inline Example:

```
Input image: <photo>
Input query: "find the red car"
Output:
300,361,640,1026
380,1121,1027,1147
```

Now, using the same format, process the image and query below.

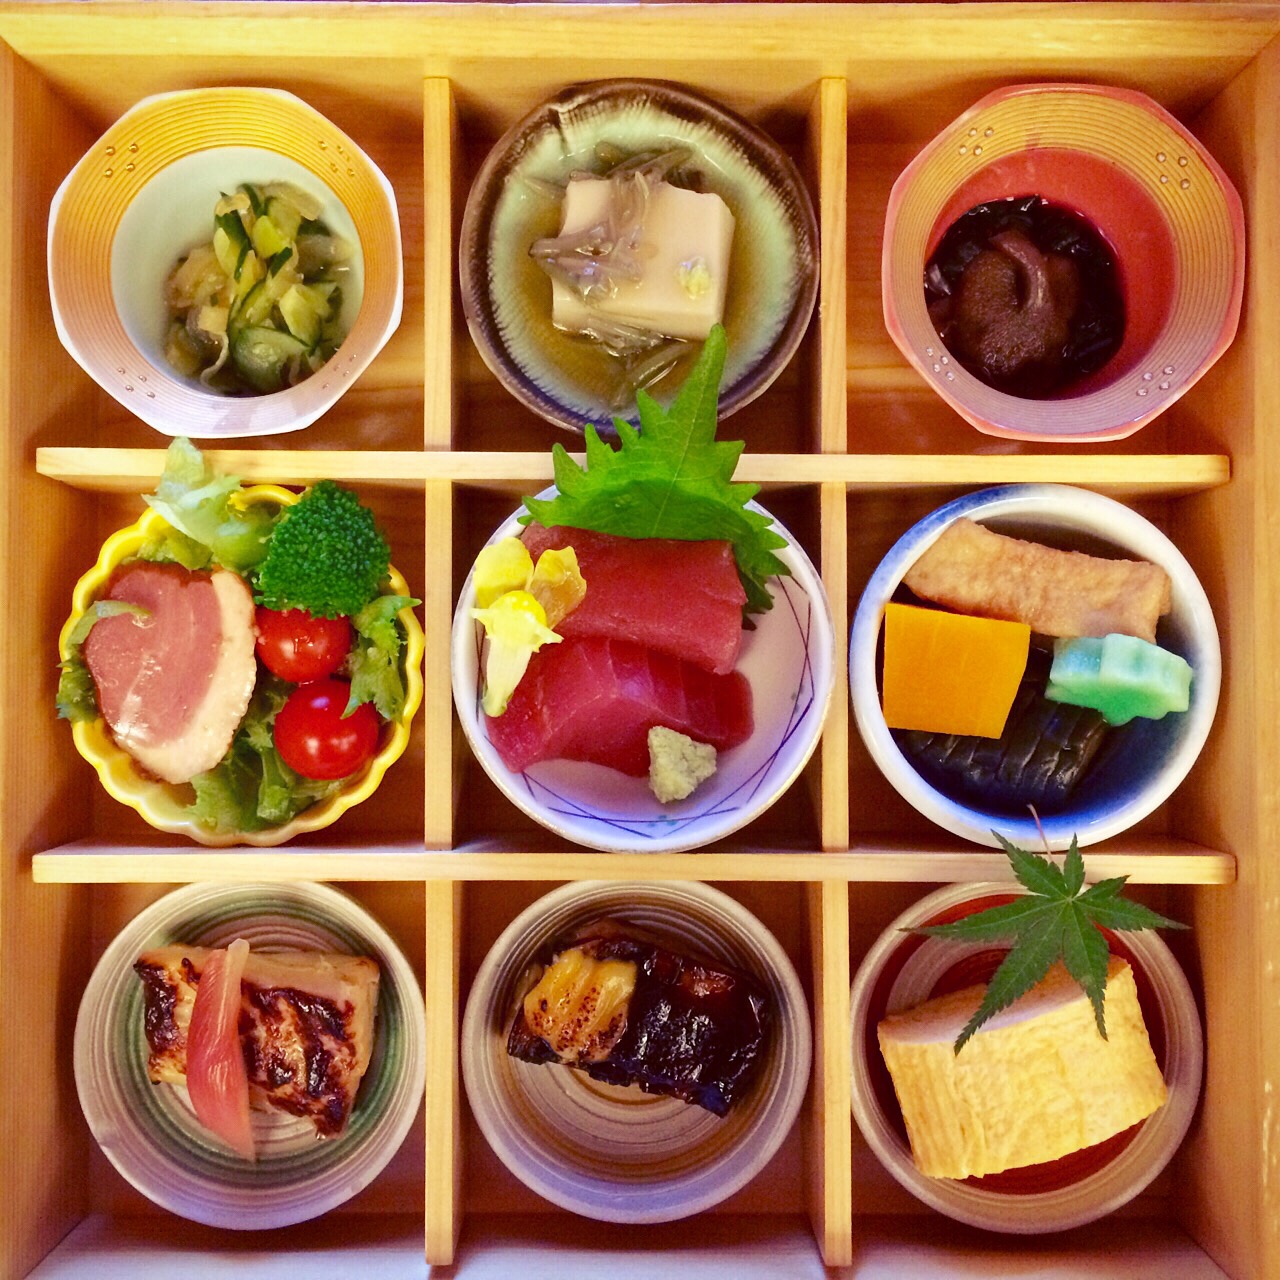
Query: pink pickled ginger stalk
186,937,255,1160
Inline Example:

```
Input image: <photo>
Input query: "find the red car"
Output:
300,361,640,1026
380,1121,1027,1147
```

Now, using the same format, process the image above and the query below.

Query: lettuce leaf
57,601,151,722
143,437,278,571
345,594,419,720
521,325,790,613
188,676,343,834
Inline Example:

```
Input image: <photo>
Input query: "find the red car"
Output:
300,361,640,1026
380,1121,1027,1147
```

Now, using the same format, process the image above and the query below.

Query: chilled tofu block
878,957,1167,1179
551,177,735,341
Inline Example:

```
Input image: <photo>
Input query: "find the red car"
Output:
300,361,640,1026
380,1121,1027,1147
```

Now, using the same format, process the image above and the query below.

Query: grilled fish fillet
134,946,379,1138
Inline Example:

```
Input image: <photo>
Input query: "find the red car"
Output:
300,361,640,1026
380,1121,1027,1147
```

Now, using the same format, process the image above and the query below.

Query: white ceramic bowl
849,484,1221,850
48,87,403,438
74,882,425,1228
850,883,1203,1233
452,496,835,853
462,880,811,1223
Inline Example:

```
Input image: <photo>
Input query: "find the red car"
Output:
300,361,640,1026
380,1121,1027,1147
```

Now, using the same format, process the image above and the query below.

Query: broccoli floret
255,481,390,619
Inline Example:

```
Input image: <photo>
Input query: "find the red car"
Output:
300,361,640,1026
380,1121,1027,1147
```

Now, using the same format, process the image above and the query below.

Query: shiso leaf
910,833,1187,1054
521,325,790,614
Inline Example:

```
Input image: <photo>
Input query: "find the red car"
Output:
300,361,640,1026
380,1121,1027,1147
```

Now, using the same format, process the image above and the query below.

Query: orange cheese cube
881,603,1030,738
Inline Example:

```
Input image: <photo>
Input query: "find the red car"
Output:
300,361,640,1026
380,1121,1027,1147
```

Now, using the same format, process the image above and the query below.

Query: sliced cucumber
231,327,310,394
267,246,294,277
239,182,267,219
229,280,273,334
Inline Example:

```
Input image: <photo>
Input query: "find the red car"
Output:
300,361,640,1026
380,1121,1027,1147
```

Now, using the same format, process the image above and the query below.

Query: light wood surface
2,3,1277,1277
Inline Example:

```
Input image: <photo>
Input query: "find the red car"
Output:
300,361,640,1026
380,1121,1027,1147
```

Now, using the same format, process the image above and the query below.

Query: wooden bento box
2,3,1278,1276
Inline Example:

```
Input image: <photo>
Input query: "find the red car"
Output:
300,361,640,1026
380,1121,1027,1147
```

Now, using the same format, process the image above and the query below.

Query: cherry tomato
255,607,352,683
274,679,379,781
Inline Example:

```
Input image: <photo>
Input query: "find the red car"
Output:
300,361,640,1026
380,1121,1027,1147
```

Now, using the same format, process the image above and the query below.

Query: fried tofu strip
903,519,1172,643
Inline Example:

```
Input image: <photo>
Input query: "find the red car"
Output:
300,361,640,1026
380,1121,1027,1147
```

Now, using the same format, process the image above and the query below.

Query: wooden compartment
2,4,1278,1277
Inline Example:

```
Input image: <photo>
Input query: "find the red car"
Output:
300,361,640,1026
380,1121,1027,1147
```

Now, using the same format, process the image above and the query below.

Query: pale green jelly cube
1046,634,1193,726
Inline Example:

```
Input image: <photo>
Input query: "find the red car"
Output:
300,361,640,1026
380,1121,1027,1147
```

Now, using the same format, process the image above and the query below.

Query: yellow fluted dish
59,485,424,847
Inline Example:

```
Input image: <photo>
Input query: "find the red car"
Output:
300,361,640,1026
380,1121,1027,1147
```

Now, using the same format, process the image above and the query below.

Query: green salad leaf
521,325,790,614
346,594,420,721
143,437,278,572
56,601,151,722
188,676,344,834
912,834,1187,1054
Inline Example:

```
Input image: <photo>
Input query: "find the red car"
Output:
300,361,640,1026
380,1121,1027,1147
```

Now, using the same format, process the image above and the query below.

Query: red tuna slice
487,635,753,776
81,561,257,784
186,937,255,1160
521,525,747,675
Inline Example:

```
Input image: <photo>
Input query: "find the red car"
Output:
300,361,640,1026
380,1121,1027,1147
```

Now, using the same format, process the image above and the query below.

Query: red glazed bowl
882,84,1245,442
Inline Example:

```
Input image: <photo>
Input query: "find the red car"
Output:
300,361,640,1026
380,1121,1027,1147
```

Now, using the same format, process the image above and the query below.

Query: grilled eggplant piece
893,648,1110,814
507,920,771,1117
134,946,379,1138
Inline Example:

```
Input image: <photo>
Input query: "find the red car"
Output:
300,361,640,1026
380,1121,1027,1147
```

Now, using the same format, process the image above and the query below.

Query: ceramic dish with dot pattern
48,87,402,438
74,881,425,1229
882,83,1244,441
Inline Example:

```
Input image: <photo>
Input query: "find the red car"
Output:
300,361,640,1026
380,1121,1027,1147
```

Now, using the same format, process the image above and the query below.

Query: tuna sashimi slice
82,561,257,784
185,938,255,1160
521,526,747,675
487,635,753,776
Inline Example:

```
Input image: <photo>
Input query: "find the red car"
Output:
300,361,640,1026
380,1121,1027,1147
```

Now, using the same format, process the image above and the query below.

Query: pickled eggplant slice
893,648,1110,814
507,920,771,1117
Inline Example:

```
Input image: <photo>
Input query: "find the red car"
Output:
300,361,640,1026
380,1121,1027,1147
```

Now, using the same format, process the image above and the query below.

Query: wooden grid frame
2,5,1279,1276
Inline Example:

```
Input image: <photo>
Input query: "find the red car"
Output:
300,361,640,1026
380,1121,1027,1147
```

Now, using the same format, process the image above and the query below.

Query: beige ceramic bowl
60,485,424,846
48,87,402,438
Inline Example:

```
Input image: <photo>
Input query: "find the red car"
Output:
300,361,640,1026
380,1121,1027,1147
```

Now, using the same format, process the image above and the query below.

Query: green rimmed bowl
73,881,425,1228
460,79,818,435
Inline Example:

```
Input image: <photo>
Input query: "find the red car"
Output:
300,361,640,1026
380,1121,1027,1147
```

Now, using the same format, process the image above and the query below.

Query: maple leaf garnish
521,324,790,614
912,833,1187,1054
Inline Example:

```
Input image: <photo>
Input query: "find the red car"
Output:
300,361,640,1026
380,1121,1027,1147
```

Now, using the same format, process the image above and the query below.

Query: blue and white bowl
74,882,425,1228
452,494,835,853
849,485,1221,849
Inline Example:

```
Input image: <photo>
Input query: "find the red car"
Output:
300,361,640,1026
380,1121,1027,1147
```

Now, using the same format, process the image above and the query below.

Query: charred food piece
507,921,771,1117
134,946,380,1138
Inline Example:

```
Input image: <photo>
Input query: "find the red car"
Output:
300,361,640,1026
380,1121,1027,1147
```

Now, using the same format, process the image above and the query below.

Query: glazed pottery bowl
849,883,1202,1232
75,881,426,1228
459,79,818,435
462,880,811,1222
882,83,1245,441
848,484,1220,850
49,87,403,438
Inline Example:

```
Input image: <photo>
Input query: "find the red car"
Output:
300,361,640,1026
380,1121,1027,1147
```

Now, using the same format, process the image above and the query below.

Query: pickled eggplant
894,648,1110,814
507,920,771,1117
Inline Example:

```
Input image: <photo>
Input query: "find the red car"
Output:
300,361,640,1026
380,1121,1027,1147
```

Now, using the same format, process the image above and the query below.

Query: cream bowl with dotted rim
462,880,812,1223
849,883,1203,1233
459,79,818,436
48,87,403,438
74,881,425,1229
451,493,836,853
882,83,1244,442
849,484,1221,851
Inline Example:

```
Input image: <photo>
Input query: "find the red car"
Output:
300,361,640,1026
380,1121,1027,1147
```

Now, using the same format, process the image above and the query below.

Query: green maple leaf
521,325,791,614
913,833,1187,1054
